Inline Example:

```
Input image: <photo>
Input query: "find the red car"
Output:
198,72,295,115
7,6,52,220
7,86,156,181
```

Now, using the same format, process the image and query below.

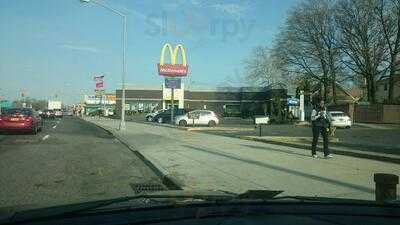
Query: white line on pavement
42,135,50,140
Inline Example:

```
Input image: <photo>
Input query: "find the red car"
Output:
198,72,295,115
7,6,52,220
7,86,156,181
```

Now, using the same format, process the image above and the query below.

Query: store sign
0,100,12,108
95,89,105,97
165,77,181,89
105,94,116,102
85,95,100,104
94,75,104,90
158,43,188,77
96,82,103,88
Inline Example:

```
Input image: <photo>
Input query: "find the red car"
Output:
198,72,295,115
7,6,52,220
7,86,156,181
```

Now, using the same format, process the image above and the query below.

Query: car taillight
25,116,33,122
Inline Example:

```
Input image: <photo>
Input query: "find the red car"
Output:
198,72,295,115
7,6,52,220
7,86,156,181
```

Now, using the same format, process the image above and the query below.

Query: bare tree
376,0,400,103
273,0,342,103
244,46,288,87
335,0,387,103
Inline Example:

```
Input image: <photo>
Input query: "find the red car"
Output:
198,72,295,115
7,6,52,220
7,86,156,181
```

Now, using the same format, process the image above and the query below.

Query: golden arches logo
158,43,188,77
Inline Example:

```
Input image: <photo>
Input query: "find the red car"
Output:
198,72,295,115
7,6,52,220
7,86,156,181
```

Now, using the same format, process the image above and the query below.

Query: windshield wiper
2,190,239,224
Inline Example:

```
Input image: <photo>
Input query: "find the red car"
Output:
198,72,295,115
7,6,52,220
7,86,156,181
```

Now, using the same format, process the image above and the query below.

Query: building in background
115,84,287,118
376,76,400,104
83,93,116,115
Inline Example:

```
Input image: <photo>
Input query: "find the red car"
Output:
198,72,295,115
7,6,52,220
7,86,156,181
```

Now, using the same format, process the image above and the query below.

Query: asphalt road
0,116,163,209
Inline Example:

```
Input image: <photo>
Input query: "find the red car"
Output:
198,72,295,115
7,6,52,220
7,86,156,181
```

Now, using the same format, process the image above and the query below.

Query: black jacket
311,107,331,128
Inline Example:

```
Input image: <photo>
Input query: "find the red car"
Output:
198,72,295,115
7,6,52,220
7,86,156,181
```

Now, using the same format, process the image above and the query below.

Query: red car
0,108,43,134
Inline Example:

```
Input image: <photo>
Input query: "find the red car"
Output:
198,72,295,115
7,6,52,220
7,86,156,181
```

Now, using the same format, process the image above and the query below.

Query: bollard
259,125,262,137
374,173,399,203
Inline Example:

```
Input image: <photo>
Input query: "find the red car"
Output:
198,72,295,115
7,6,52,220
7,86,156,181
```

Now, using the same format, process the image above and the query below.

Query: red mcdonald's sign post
157,43,188,124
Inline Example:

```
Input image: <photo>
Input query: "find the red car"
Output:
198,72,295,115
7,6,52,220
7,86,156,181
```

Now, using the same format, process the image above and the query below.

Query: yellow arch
159,43,187,66
172,44,187,66
159,43,174,65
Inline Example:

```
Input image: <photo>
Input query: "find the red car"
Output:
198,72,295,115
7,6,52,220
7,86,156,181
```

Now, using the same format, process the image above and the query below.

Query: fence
329,103,400,124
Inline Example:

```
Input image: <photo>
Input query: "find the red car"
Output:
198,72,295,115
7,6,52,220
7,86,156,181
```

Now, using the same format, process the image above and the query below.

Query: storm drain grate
130,183,167,195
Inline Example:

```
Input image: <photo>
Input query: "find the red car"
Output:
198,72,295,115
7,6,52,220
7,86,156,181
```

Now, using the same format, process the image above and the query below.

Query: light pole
80,0,127,130
0,88,3,115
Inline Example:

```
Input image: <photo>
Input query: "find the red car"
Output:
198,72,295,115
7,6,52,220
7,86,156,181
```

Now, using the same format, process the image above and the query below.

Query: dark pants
311,125,330,156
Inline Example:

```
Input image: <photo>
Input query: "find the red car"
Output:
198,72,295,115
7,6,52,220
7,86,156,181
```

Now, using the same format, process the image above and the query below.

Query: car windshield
1,0,399,217
330,112,346,117
2,108,32,116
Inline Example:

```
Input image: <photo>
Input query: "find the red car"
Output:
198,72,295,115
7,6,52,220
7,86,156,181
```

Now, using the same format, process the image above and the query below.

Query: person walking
311,100,332,159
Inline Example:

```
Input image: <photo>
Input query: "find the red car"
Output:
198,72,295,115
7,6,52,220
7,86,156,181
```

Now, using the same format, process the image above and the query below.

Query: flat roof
119,86,281,93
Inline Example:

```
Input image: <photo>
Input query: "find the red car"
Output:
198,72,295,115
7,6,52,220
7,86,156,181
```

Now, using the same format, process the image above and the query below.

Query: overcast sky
0,0,298,104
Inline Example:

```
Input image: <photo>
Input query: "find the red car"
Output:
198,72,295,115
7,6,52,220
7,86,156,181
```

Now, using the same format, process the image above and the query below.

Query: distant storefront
83,94,116,114
115,85,287,117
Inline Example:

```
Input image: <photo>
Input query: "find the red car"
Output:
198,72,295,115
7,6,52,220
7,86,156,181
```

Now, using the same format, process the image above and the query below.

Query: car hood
3,189,398,225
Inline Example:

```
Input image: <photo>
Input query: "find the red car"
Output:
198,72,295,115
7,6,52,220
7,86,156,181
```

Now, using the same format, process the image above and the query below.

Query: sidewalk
83,117,400,200
199,124,400,156
241,136,400,164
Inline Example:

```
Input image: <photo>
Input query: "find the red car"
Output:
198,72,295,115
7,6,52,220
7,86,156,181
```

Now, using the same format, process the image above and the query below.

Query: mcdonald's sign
157,43,188,77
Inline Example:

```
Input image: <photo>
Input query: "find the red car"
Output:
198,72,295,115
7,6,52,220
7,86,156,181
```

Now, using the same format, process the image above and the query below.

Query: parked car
0,108,43,134
145,110,164,122
54,109,63,118
329,111,352,128
62,110,73,116
42,109,55,119
153,108,189,124
88,109,103,117
175,110,220,127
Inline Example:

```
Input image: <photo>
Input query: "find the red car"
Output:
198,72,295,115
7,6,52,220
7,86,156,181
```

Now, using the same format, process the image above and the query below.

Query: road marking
52,125,57,129
42,135,50,140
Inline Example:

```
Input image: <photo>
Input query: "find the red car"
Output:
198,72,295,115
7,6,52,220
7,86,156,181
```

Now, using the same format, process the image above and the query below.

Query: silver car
175,110,219,127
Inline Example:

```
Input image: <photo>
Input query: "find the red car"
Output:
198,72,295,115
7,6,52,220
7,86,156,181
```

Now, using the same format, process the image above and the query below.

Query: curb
187,127,255,132
127,119,190,131
81,118,183,190
240,136,400,164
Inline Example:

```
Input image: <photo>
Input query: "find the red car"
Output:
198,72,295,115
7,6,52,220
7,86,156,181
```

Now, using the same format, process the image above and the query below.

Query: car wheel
157,117,163,123
346,126,351,129
179,120,187,127
147,116,153,122
208,120,216,127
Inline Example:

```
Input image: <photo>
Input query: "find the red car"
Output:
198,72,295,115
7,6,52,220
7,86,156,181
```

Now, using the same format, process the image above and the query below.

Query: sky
0,0,298,104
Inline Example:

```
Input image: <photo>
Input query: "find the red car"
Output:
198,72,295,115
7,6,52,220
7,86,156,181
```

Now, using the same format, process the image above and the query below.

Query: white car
175,110,219,127
329,111,352,128
54,110,63,118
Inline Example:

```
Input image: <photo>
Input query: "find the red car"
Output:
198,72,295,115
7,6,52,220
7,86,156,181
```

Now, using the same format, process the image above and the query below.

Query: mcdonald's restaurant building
115,84,287,118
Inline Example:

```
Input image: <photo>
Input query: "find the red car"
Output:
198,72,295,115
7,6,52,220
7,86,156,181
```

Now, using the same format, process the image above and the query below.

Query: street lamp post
80,0,127,130
0,88,3,115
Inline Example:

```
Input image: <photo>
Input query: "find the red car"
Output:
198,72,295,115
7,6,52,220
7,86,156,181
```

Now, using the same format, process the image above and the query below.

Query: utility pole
80,0,127,130
170,88,174,124
300,90,305,122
